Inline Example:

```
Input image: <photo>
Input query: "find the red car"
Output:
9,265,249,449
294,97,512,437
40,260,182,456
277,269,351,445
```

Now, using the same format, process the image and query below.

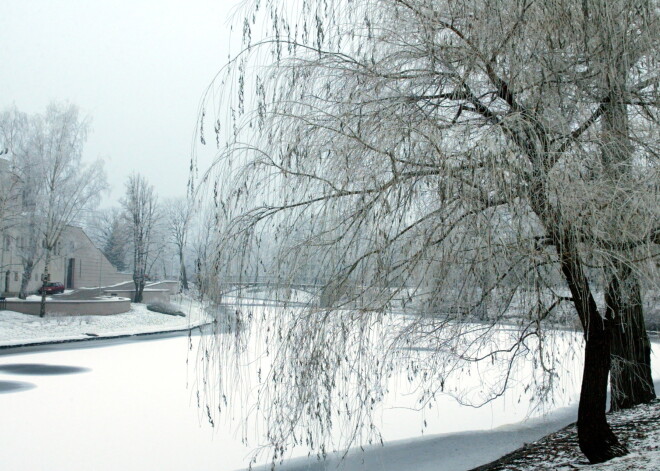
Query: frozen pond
0,322,656,471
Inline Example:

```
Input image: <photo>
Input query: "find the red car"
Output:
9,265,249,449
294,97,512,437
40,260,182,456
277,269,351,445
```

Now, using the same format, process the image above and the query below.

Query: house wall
0,236,66,295
62,226,132,289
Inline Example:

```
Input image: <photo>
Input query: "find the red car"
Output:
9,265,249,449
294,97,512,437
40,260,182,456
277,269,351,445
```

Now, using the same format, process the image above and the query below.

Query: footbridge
217,276,329,297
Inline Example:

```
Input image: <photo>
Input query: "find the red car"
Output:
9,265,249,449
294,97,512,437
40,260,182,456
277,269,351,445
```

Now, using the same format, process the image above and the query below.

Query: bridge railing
219,276,330,287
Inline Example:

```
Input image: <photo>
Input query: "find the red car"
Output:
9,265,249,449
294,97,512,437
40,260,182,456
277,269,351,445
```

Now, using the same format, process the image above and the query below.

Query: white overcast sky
0,0,241,206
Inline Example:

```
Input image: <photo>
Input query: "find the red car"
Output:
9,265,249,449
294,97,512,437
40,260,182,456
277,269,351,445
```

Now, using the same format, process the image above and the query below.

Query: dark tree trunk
577,312,628,463
608,268,656,411
597,44,655,411
179,249,188,291
549,223,628,463
133,275,144,303
18,260,34,299
39,248,52,317
133,284,144,303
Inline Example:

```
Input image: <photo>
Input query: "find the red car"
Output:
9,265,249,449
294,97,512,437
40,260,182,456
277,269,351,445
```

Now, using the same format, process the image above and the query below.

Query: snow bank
0,295,212,347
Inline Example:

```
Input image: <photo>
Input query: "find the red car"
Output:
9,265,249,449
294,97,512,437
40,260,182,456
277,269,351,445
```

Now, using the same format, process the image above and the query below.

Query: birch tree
195,0,659,464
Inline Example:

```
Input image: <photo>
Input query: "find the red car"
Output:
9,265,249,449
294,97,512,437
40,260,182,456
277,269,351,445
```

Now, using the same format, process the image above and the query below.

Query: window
13,272,18,282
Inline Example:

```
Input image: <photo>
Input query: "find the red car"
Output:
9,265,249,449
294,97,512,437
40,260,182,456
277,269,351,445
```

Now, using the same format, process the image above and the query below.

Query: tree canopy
193,0,659,464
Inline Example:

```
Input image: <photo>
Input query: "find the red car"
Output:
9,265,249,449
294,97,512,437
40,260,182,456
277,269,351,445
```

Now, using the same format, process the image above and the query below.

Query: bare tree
0,110,28,274
164,197,192,291
0,110,26,226
122,174,158,303
195,0,658,465
187,204,217,299
0,107,45,298
144,217,172,281
2,103,106,307
34,103,107,316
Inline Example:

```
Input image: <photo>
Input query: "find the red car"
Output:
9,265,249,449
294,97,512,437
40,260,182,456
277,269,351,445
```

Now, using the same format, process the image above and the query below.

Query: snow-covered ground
475,398,660,471
0,294,212,347
0,292,658,470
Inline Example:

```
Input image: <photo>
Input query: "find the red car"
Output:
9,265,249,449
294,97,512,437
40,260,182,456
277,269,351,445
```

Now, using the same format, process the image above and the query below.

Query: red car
38,282,65,295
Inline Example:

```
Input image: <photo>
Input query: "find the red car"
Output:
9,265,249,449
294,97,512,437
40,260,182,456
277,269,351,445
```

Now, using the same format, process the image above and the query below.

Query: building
1,224,132,295
0,157,131,296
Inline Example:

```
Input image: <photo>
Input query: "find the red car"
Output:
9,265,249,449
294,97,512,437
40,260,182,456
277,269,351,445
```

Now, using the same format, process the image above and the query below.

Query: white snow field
0,297,658,471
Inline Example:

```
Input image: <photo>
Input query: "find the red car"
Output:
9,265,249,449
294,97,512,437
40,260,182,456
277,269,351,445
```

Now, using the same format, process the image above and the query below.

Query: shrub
146,302,185,317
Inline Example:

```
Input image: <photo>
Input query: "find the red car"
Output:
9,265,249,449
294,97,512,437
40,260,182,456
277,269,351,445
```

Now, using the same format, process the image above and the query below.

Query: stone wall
4,298,131,316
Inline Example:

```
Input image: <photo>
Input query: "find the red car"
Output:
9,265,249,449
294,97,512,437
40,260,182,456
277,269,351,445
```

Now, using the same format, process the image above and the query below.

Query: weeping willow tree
192,0,659,465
